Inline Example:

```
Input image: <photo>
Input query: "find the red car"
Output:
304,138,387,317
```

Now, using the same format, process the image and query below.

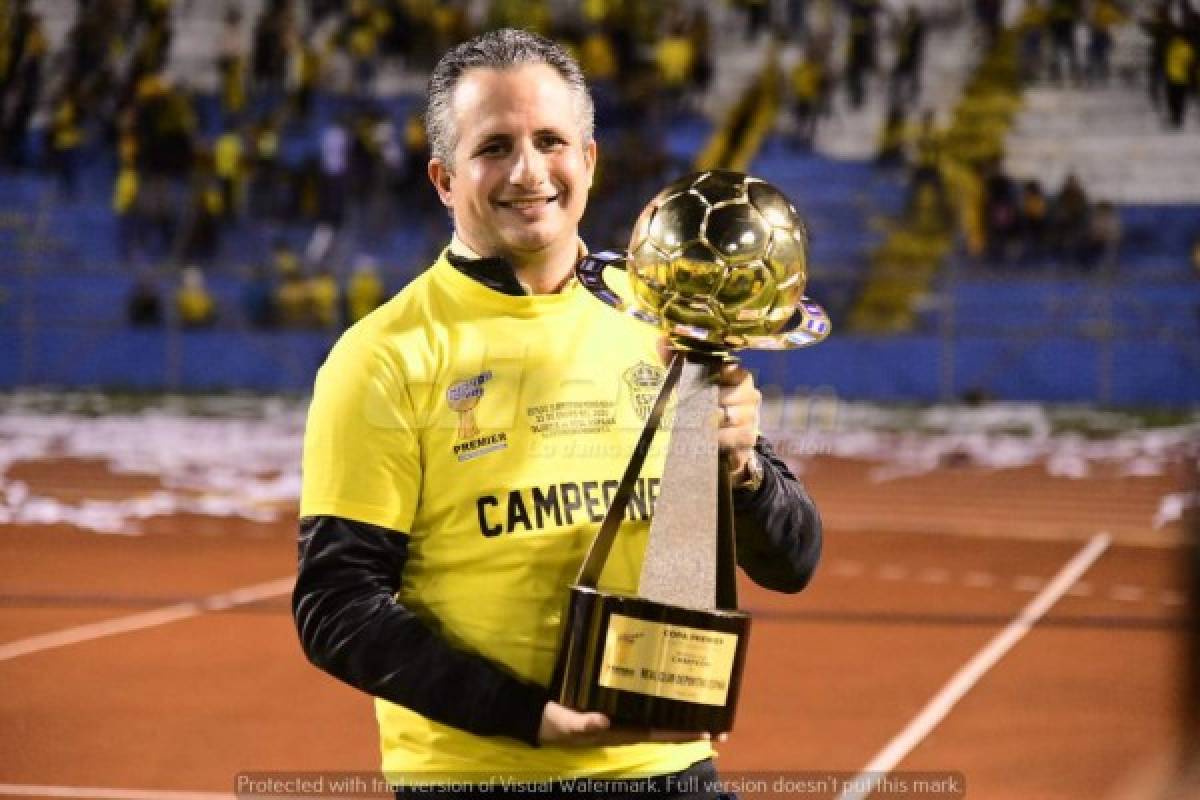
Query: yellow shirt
176,287,214,324
656,36,694,87
52,100,82,150
347,270,384,323
1091,1,1122,29
308,273,339,329
790,61,822,100
1166,37,1195,85
277,277,311,326
301,250,712,780
1018,6,1046,29
582,0,609,24
581,32,618,81
113,168,138,213
215,133,242,179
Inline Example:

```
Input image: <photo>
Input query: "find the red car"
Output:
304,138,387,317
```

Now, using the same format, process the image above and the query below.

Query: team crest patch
447,371,508,462
623,361,665,421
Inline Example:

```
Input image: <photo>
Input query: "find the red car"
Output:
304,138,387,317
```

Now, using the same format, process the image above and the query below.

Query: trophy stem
574,352,684,589
637,354,725,611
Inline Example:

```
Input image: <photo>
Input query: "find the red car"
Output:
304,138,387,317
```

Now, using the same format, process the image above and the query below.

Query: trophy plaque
549,171,831,733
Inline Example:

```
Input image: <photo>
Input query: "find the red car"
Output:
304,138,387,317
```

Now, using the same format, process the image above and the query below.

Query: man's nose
510,143,548,189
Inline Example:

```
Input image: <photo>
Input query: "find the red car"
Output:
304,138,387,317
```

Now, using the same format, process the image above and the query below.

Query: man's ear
584,139,597,190
428,158,453,209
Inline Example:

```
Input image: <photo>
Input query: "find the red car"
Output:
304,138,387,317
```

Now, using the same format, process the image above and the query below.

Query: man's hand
716,362,760,476
656,338,761,476
538,701,721,747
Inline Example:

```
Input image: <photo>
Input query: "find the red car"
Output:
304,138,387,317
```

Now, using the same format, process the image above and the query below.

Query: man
293,29,822,798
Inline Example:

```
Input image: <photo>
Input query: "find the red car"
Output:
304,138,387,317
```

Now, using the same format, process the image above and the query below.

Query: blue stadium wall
0,329,334,394
0,327,1195,407
744,336,1197,407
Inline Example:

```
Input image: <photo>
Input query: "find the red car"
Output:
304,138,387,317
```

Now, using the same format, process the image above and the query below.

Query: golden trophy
550,170,830,732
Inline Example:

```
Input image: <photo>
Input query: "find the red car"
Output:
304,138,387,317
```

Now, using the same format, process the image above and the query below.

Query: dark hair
425,28,595,167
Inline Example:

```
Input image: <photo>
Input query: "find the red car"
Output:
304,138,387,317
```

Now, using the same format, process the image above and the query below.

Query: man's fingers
718,429,758,458
573,711,611,735
717,365,760,413
655,336,673,366
539,703,614,745
717,363,749,386
719,404,756,428
719,380,760,404
558,707,611,736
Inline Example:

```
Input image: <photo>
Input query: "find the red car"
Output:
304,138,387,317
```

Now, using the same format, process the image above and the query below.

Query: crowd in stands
979,165,1123,270
1011,0,1200,130
887,95,1125,274
1138,0,1200,130
0,0,726,332
4,0,1196,337
1012,0,1128,87
784,0,953,151
836,1,1195,284
126,243,387,331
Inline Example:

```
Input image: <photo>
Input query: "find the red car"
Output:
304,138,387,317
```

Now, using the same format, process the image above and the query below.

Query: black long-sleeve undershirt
732,437,823,593
292,514,550,745
292,437,821,746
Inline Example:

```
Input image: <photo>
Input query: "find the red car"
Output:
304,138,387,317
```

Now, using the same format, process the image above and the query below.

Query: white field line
0,785,233,800
818,519,1182,548
836,533,1112,800
0,577,294,662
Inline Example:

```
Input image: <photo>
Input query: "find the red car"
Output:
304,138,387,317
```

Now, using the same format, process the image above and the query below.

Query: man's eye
537,136,566,150
478,142,507,156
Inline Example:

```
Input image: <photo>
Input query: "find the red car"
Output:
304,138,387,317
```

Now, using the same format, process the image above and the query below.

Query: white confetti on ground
1153,492,1200,530
0,399,307,535
0,396,1196,536
769,401,1199,484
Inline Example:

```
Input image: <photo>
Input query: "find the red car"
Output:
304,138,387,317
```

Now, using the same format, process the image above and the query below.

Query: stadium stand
1,0,1197,407
0,0,733,390
743,1,1199,407
1003,21,1200,205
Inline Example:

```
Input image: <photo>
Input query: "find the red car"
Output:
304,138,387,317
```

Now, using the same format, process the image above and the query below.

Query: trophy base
550,586,750,733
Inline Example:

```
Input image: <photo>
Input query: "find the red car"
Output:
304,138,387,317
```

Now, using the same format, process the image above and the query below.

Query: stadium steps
850,29,1024,333
1003,23,1200,204
805,1,978,161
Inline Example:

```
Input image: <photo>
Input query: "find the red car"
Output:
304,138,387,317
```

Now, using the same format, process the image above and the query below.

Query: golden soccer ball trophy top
579,170,830,352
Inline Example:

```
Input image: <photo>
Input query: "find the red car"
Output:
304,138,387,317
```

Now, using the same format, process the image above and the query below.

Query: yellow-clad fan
346,257,386,323
175,267,216,328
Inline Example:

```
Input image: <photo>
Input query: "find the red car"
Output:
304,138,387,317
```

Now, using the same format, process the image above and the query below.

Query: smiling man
427,58,595,293
293,28,823,799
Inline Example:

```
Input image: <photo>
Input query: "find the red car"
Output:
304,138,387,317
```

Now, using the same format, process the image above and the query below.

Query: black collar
446,251,527,297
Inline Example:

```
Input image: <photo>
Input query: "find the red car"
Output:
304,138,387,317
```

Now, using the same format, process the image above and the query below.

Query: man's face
429,63,596,264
